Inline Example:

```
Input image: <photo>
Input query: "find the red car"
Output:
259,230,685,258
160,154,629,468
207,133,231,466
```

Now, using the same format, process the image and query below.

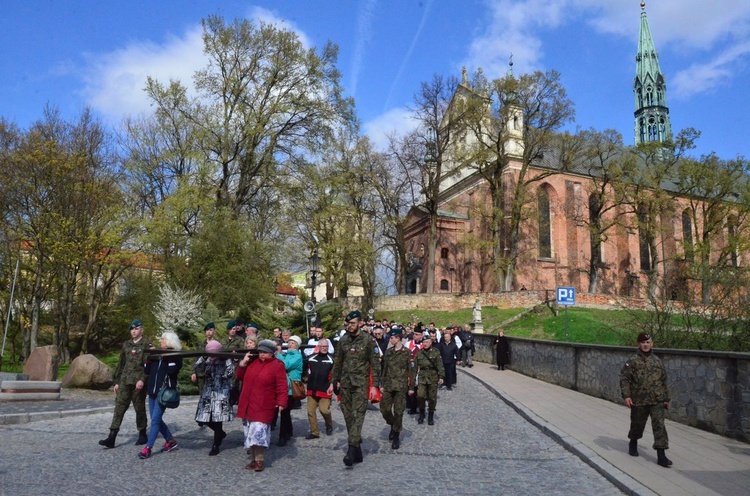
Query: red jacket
236,357,288,424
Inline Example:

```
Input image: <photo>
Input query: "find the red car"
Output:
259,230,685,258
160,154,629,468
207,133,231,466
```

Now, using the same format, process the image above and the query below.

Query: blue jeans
147,395,173,448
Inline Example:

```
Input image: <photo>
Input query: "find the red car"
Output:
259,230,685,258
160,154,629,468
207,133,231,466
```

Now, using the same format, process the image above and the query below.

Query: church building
402,3,738,298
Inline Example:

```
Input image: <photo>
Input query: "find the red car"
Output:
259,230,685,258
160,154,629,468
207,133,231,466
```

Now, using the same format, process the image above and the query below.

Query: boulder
22,345,59,381
61,354,113,390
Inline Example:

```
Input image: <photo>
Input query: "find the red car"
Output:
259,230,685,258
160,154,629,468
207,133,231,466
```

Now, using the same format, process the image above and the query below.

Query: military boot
354,445,363,464
628,439,638,456
135,429,148,445
656,449,673,467
417,407,425,424
427,412,434,425
98,429,118,448
388,428,395,441
391,431,400,450
343,445,356,467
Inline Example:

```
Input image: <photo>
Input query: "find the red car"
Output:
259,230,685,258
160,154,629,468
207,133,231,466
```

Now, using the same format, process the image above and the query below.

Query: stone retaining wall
341,291,651,313
473,334,750,442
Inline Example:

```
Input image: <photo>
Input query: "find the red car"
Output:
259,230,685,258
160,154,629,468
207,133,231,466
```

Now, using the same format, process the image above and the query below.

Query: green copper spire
634,1,672,146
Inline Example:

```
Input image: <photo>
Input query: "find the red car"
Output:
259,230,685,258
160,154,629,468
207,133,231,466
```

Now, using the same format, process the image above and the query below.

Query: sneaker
162,439,178,452
137,447,151,459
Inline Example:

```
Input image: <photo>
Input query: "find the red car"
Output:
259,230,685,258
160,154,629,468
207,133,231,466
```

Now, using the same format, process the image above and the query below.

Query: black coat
145,355,183,397
437,340,460,364
494,336,511,366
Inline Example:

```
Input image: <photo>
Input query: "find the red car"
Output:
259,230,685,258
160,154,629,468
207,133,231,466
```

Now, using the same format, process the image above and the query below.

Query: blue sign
556,287,576,306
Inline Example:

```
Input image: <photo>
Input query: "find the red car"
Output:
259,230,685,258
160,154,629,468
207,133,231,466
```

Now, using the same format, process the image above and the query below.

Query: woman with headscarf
236,339,288,472
138,331,183,459
276,334,303,446
193,340,235,456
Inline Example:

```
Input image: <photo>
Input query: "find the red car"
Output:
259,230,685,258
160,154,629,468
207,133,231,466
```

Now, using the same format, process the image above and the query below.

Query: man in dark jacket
458,324,475,367
620,332,672,467
305,341,335,438
98,319,151,448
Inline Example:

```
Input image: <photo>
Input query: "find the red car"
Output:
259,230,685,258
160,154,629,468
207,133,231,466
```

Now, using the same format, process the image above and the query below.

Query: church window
728,217,739,267
682,210,694,262
538,188,552,258
440,279,449,291
589,194,603,265
638,207,652,272
513,115,519,130
441,247,449,259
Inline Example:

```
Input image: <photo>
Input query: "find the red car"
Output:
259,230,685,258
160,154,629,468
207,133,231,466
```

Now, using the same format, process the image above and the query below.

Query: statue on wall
473,299,482,323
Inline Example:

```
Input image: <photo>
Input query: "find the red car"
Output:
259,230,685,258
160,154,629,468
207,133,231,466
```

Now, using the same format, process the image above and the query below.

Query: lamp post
309,249,320,304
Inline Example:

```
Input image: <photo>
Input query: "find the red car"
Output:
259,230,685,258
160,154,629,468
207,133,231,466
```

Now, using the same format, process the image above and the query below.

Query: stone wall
473,334,750,442
340,290,651,315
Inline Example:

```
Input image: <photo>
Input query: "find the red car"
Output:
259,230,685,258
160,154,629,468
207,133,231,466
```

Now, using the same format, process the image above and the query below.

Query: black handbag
157,374,180,409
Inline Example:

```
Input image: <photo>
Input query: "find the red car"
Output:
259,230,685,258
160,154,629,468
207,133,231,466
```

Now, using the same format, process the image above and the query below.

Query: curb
460,368,657,496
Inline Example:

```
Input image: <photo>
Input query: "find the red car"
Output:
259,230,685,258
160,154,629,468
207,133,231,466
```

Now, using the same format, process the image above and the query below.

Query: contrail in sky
350,0,378,98
383,0,434,112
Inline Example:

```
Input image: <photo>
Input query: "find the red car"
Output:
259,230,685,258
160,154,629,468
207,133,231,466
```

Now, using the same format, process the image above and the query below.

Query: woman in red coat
236,339,288,472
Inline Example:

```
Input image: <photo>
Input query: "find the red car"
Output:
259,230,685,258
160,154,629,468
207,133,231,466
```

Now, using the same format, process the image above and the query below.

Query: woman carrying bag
138,331,183,459
276,334,303,446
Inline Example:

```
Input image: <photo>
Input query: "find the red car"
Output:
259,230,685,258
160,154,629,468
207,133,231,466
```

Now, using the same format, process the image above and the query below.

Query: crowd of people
97,311,674,470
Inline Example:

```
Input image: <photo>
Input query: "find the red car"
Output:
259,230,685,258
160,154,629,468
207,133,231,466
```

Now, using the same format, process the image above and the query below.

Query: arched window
538,188,552,258
638,206,652,271
728,217,739,267
682,210,694,262
589,194,603,265
440,279,449,291
440,247,449,259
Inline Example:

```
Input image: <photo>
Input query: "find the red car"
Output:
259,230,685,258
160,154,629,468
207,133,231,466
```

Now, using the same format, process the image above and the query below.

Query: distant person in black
494,330,510,370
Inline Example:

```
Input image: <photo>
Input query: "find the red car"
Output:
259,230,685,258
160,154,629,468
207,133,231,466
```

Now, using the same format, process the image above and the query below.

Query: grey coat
194,357,235,423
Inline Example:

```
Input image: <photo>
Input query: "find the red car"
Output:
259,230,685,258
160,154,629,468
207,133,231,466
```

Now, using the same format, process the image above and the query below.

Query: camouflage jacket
620,349,670,406
331,331,380,389
113,338,151,386
380,345,415,392
224,335,244,351
414,347,445,385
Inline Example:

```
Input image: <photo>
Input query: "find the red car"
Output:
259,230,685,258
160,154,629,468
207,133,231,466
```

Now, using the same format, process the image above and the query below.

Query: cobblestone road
0,371,622,496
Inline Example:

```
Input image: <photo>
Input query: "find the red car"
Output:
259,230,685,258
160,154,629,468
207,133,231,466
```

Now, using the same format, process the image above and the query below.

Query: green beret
346,310,362,321
246,321,259,330
130,319,142,329
204,322,215,331
226,320,236,330
387,326,402,338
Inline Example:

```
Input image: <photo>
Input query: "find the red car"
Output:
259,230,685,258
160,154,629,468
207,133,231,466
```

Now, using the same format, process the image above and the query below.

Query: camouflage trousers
628,404,669,450
339,385,368,447
380,389,407,433
417,382,438,413
109,384,147,432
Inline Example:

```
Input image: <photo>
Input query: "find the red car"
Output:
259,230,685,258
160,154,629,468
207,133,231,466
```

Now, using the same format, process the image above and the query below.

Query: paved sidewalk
462,363,750,496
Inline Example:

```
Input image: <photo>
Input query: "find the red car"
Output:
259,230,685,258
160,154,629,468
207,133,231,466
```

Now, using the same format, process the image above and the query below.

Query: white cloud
81,26,205,123
464,0,572,78
81,7,313,125
362,107,418,152
464,0,750,99
672,40,750,98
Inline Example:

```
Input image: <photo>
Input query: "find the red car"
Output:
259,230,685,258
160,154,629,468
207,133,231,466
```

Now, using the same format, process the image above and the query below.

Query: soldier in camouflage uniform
379,326,415,449
224,320,244,351
620,332,673,467
98,319,151,448
414,335,444,426
328,310,380,467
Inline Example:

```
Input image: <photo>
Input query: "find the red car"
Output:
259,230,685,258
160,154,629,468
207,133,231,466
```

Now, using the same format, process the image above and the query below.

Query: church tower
634,1,672,146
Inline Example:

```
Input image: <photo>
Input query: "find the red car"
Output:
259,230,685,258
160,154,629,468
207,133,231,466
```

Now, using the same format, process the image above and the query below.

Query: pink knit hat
205,340,223,353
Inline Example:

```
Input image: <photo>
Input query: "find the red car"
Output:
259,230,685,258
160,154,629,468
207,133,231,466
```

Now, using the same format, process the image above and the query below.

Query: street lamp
309,249,320,304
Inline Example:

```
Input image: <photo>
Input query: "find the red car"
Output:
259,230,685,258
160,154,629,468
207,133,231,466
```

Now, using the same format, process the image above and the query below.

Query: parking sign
556,286,576,306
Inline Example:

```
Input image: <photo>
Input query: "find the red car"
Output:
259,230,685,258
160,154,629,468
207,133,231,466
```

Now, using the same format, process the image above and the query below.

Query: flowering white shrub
153,284,205,333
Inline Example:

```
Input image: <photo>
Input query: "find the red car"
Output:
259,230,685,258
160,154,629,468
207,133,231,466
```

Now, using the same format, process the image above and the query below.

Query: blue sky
2,0,749,159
